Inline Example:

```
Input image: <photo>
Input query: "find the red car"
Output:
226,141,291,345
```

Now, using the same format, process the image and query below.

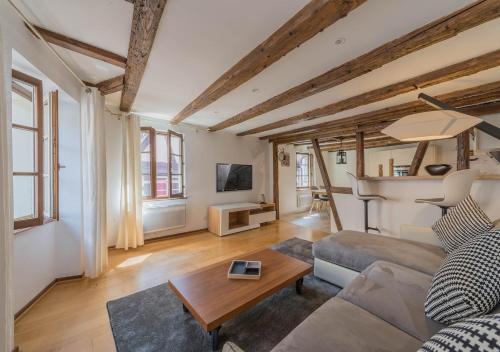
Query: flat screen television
216,163,252,192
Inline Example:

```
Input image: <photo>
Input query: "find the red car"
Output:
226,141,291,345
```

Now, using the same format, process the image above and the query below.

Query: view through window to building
140,127,184,199
296,152,311,188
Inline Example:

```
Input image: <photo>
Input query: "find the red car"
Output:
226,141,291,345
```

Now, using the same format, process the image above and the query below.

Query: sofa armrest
399,224,442,247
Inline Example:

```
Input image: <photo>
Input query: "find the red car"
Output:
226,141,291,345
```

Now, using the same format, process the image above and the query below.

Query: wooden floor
282,210,331,233
14,219,330,352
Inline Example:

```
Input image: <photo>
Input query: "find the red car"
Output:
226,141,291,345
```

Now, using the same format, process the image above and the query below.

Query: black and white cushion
419,314,500,352
425,230,500,324
432,195,493,253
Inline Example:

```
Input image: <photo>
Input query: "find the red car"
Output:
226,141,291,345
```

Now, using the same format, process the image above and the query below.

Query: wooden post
378,164,383,176
272,142,280,219
311,139,342,231
389,158,394,176
457,130,470,170
408,141,429,176
356,131,365,177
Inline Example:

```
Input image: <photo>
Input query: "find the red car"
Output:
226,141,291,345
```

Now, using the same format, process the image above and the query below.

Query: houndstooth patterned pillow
432,195,493,253
425,230,500,324
419,314,500,352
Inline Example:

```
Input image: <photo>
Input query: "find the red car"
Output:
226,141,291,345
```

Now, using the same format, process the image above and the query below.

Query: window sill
14,217,56,235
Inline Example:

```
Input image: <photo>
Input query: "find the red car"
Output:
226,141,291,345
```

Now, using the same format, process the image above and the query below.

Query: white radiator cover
297,191,313,208
143,199,186,234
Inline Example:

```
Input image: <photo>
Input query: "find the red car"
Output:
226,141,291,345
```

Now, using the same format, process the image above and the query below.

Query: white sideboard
208,202,276,236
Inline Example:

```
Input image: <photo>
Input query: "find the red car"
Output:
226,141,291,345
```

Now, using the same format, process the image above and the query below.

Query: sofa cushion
339,261,446,342
313,230,446,276
432,195,493,253
425,230,500,324
271,297,421,352
418,314,500,352
222,342,245,352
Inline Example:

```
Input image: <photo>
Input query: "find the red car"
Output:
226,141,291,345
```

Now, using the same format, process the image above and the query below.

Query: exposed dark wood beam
240,48,500,135
312,138,342,231
272,142,280,219
31,25,127,68
356,132,365,177
233,1,500,135
408,142,429,176
319,137,409,152
457,130,470,170
95,75,125,95
185,0,366,128
267,81,500,144
120,0,168,112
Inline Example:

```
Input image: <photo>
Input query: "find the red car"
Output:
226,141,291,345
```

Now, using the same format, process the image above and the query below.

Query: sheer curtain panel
81,87,108,278
116,115,144,250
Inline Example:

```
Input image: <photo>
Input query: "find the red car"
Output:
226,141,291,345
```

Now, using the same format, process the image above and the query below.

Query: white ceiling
14,0,500,136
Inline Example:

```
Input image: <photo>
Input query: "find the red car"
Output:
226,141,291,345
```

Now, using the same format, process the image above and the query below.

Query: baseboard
144,228,209,244
14,273,84,321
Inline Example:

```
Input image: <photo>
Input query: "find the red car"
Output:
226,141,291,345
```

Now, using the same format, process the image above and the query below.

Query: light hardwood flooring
14,219,330,352
281,210,332,233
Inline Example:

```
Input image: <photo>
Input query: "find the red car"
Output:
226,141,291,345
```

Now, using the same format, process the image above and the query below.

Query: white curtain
81,87,108,278
115,115,144,250
0,25,14,352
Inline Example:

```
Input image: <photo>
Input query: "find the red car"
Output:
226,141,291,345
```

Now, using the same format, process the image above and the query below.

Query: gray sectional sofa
270,228,499,351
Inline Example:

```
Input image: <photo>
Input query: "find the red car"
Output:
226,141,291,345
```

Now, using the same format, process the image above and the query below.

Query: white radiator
143,199,186,234
297,191,313,209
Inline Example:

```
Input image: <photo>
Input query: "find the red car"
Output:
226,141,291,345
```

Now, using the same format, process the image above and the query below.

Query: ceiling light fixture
382,93,500,142
334,37,346,46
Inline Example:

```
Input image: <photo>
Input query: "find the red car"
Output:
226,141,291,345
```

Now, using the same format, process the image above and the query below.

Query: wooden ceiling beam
319,137,411,152
120,0,168,112
31,25,127,68
12,81,32,102
171,0,366,125
229,1,500,135
243,48,500,136
268,81,500,144
96,75,125,95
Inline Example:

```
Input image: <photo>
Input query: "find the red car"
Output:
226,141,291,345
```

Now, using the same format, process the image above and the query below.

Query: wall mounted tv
216,163,252,192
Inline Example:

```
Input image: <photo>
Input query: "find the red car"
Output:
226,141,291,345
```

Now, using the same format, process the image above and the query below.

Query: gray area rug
107,238,340,352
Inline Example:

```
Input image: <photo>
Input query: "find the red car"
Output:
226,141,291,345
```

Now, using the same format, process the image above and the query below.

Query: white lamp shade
381,110,482,142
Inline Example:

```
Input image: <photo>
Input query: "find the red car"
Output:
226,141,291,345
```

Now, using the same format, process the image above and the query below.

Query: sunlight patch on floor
117,253,152,268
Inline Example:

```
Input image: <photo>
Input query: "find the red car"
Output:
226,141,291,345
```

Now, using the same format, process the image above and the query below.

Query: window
11,70,59,230
296,153,311,188
140,127,184,199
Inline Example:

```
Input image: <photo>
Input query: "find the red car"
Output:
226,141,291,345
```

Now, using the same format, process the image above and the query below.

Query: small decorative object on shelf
425,164,452,176
259,193,266,204
228,260,262,280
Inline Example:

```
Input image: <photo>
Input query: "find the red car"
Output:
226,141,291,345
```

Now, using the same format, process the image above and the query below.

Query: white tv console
208,202,276,236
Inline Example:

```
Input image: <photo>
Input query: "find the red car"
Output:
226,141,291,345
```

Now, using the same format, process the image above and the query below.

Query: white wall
105,113,271,243
0,1,83,314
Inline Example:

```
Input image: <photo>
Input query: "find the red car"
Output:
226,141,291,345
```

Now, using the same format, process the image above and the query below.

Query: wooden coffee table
168,248,312,350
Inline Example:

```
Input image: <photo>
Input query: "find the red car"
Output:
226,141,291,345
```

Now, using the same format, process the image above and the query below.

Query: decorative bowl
425,164,452,176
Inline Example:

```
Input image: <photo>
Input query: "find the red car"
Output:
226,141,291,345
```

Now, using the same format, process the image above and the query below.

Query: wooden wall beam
272,142,280,219
120,0,168,112
356,131,365,177
239,48,500,135
171,0,366,125
457,130,470,170
266,81,500,144
311,138,342,231
408,141,429,176
231,1,500,135
31,25,127,68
